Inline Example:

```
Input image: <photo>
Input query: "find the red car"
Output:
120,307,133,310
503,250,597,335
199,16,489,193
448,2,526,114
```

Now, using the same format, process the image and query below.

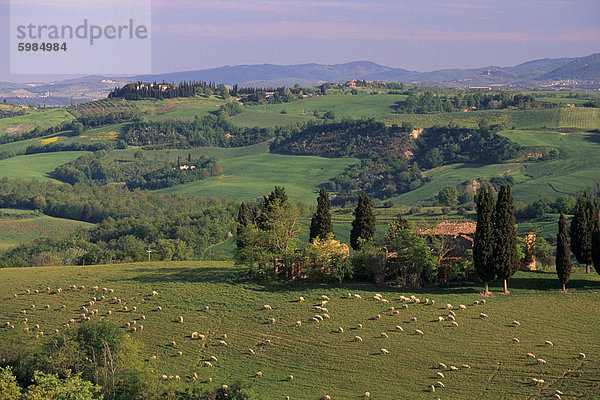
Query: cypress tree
593,219,600,275
473,182,495,295
492,184,519,294
556,213,573,291
309,188,333,242
237,202,250,228
236,202,250,251
570,190,597,274
350,192,376,250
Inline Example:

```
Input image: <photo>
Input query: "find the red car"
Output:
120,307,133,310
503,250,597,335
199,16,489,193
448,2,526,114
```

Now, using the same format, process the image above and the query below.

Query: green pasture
0,108,74,136
0,261,599,399
0,210,93,251
158,153,359,203
0,152,89,181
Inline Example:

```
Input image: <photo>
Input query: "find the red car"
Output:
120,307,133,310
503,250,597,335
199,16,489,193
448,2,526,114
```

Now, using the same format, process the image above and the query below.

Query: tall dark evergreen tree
236,202,250,251
309,188,333,242
570,190,598,274
350,192,376,250
237,202,250,228
492,184,519,294
592,214,600,274
473,182,495,295
556,213,573,291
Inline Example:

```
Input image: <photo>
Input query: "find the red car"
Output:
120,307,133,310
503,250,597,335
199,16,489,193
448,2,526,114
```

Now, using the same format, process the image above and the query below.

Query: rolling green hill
0,152,89,181
0,261,599,399
158,153,359,203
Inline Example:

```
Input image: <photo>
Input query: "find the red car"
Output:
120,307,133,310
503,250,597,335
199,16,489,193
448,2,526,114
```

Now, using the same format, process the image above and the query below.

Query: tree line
50,150,222,190
0,179,237,267
393,91,544,114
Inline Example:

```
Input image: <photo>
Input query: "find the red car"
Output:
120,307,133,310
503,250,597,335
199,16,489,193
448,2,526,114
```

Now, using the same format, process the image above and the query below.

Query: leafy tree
383,221,438,286
492,184,519,294
556,213,573,291
0,366,21,399
473,183,495,294
23,370,103,400
350,192,376,250
534,236,552,268
570,190,598,273
309,188,333,242
437,186,459,206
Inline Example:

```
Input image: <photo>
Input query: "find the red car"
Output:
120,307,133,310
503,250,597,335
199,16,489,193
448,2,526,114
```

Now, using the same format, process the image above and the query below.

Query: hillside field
158,153,359,203
0,261,599,399
0,209,93,251
0,151,89,181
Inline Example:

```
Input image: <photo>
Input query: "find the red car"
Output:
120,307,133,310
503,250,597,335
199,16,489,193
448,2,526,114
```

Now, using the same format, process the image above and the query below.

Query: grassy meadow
0,261,599,399
0,209,93,251
0,151,89,181
158,153,359,203
0,108,74,136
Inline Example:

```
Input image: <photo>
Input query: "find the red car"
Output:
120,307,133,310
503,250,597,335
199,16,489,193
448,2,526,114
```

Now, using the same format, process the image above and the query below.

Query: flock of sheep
2,284,588,399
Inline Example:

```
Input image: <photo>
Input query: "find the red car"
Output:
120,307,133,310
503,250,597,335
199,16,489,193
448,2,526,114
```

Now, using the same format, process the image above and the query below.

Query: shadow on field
507,271,600,291
121,267,241,284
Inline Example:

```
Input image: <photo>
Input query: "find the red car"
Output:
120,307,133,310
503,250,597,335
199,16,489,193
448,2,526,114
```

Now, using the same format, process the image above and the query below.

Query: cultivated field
0,261,599,399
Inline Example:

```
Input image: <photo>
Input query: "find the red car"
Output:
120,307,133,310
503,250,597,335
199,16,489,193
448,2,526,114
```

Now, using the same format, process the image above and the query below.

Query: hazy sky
1,0,599,82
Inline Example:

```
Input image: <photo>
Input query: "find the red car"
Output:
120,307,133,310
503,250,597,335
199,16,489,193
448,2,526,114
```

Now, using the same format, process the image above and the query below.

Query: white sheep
438,363,447,369
354,336,363,342
204,361,213,367
395,325,403,331
141,315,146,320
380,348,389,355
299,296,305,302
210,355,218,361
314,314,324,321
512,320,521,326
170,341,177,346
579,352,586,359
152,291,158,296
364,392,370,397
461,364,471,369
191,332,199,339
198,334,206,340
92,286,99,291
479,313,488,318
388,306,395,312
295,321,302,327
375,314,381,320
338,327,344,333
178,316,184,323
321,295,329,301
513,338,520,343
410,317,417,323
459,304,466,310
287,375,294,381
448,310,456,317
269,318,276,324
380,332,388,338
354,294,362,299
248,349,255,355
446,304,453,309
437,381,445,388
437,372,445,379
347,293,353,298
255,371,262,377
448,315,456,321
203,306,209,311
450,365,459,371
57,288,62,294
21,310,26,315
430,385,436,392
30,304,35,309
311,317,320,323
220,334,227,339
322,314,330,319
545,340,554,346
537,358,547,364
438,316,445,322
157,306,162,311
263,304,272,310
393,310,400,315
402,304,409,309
415,329,424,335
34,290,39,294
357,323,363,329
176,351,183,357
526,353,536,358
219,340,228,346
474,300,480,305
451,321,459,327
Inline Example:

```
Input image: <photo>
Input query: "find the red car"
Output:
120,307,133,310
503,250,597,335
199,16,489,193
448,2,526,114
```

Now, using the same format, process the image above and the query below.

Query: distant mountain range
1,53,599,105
